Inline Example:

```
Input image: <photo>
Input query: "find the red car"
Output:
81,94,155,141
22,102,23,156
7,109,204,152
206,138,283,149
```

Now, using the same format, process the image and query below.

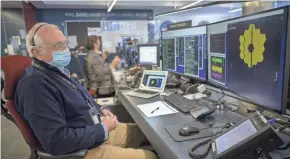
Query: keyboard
164,93,202,113
134,89,157,95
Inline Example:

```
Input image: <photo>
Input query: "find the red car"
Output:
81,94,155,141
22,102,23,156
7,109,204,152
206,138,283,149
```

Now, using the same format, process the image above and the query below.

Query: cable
89,84,133,102
188,138,212,159
113,84,134,102
207,87,257,113
188,123,235,158
276,141,290,150
227,102,255,114
185,83,199,94
218,89,226,102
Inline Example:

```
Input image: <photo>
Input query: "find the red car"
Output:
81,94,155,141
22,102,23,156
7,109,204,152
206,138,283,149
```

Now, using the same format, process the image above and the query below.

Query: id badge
89,107,100,124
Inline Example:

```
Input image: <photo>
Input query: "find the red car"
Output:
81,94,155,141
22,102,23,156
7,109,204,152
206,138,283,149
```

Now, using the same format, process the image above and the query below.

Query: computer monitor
284,6,290,116
138,44,160,66
162,26,207,81
208,7,290,112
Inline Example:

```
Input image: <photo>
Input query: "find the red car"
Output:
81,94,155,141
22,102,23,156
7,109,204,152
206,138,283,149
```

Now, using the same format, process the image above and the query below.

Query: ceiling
29,0,216,12
0,0,243,18
28,0,243,16
156,2,243,18
30,0,204,9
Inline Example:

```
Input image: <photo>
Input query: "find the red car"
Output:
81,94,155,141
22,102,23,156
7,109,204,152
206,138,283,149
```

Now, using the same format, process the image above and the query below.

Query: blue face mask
49,48,71,69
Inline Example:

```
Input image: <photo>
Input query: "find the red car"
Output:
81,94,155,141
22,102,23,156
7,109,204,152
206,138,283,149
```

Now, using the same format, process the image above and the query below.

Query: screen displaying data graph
207,30,227,86
210,56,225,84
176,37,185,66
162,39,175,70
210,33,225,54
162,26,207,81
184,36,205,76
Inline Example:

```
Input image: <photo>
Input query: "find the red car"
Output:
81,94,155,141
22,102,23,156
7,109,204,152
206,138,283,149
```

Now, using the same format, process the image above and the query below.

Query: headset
30,24,47,46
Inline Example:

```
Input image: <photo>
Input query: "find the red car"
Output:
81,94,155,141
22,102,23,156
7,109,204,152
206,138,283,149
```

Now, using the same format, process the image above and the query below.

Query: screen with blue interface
208,8,288,111
162,26,207,81
141,71,167,90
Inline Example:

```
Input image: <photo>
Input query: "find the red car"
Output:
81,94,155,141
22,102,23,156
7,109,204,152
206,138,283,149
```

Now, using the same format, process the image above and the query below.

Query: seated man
15,23,157,159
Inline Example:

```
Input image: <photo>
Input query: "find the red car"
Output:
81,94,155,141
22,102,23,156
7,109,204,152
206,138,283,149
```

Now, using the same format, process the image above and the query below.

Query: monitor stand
141,65,153,70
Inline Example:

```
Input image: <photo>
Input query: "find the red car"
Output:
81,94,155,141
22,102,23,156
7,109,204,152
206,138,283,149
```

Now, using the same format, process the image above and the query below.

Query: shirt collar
32,57,71,78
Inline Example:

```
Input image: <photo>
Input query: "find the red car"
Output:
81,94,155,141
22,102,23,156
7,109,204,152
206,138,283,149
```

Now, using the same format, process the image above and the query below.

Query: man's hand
110,56,120,68
102,51,108,61
88,89,96,96
102,108,114,118
102,116,117,132
102,109,119,125
71,73,78,79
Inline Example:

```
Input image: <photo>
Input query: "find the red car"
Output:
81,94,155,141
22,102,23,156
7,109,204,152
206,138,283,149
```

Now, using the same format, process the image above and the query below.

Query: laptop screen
140,71,168,92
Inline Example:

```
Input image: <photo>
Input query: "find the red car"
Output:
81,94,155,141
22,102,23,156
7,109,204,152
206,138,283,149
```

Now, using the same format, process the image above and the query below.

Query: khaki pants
85,123,158,159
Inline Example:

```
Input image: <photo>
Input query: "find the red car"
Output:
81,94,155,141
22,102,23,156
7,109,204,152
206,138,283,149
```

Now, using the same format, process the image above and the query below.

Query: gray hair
26,23,59,57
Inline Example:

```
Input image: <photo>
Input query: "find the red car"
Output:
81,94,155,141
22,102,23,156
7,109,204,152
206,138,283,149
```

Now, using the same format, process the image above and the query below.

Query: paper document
137,101,178,117
68,36,78,49
96,97,115,106
88,27,101,36
7,44,14,55
12,36,21,45
184,93,207,100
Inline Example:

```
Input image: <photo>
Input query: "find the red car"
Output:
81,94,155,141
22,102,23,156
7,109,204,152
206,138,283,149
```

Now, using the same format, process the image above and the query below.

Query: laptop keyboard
135,89,157,95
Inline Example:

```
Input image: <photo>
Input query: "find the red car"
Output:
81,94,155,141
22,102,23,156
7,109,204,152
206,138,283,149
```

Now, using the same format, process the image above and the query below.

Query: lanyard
32,63,100,115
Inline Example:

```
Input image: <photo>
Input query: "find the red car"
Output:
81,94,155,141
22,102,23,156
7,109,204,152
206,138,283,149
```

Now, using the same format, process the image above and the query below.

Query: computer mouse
179,125,200,136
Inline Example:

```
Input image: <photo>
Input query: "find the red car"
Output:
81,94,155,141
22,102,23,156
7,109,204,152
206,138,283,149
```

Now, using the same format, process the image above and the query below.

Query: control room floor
1,115,30,159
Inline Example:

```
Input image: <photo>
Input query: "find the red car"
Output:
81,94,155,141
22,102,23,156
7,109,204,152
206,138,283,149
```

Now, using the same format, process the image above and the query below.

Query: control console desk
117,92,290,159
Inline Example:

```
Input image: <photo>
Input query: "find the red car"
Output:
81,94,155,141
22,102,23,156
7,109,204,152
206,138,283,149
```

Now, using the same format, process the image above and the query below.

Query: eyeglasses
53,40,69,51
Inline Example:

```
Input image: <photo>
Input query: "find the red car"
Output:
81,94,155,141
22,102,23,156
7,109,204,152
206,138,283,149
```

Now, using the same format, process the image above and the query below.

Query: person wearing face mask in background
85,36,120,97
15,23,157,159
69,45,89,81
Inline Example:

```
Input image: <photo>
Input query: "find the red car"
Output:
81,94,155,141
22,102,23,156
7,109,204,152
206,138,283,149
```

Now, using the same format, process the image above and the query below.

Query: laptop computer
125,70,168,98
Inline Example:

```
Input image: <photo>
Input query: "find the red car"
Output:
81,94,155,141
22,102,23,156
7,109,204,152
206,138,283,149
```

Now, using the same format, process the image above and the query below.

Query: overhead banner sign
37,9,153,21
167,20,192,31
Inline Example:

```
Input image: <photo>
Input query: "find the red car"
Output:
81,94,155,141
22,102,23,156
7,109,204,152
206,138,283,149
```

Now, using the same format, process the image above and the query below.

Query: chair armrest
37,149,88,159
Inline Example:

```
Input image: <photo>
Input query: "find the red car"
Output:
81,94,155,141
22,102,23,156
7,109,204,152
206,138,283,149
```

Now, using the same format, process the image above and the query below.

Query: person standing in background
85,36,120,97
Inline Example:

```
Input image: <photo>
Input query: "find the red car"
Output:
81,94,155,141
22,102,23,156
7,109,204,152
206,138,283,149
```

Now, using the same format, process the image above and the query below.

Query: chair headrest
1,56,32,99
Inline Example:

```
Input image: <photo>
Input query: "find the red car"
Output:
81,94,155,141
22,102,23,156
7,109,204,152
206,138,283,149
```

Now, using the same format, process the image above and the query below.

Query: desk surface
117,91,290,159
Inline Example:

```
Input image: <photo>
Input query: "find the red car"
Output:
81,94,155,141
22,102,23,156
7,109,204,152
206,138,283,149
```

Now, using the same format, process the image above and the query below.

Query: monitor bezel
137,44,160,67
282,6,290,115
206,6,290,113
161,25,208,82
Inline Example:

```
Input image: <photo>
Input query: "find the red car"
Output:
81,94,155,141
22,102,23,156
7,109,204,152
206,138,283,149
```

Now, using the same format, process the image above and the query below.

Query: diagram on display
162,39,175,70
176,37,185,66
239,24,267,68
210,56,225,84
185,36,199,76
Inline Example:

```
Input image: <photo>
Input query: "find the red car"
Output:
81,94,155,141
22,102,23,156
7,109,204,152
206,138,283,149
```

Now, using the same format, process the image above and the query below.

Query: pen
151,107,160,114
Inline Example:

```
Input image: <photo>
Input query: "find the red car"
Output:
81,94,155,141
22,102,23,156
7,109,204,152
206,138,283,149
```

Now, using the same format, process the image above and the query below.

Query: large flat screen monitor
208,7,290,112
162,26,207,81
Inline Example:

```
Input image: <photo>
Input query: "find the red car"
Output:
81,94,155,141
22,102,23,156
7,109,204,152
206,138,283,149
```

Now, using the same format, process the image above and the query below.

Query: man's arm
18,76,106,155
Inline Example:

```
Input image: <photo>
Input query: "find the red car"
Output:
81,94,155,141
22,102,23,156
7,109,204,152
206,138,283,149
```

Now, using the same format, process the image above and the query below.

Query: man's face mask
49,48,71,69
